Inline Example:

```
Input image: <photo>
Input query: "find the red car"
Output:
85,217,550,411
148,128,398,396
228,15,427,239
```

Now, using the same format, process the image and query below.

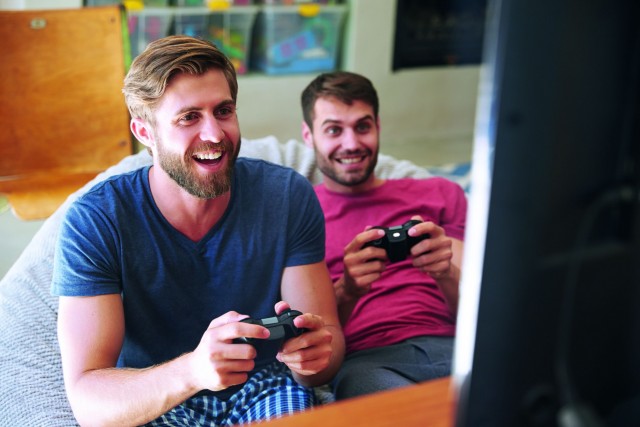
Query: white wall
352,0,478,164
238,0,479,166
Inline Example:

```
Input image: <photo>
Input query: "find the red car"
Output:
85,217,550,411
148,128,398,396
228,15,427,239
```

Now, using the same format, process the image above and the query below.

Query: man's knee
333,365,413,400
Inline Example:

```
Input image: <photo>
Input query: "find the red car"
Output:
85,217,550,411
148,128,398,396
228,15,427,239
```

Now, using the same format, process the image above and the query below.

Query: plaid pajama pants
144,362,316,426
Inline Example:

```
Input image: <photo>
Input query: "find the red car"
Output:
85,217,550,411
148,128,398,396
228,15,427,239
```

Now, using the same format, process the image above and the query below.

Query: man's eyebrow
321,118,342,126
173,99,236,116
174,105,203,116
356,115,375,122
217,99,236,108
320,114,375,126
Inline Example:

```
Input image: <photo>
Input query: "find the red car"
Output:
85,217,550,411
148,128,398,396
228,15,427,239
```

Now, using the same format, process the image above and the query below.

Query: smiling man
301,71,467,400
52,36,344,426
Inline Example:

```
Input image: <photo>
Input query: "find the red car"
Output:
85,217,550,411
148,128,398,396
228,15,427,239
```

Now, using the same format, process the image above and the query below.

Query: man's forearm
333,276,361,326
66,353,197,427
435,238,464,316
434,263,460,316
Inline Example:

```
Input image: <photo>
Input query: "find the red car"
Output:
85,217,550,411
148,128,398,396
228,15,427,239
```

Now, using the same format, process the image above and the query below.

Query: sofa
0,136,470,426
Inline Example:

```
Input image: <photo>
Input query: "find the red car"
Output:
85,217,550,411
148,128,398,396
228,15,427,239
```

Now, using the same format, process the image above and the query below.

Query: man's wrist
334,276,358,305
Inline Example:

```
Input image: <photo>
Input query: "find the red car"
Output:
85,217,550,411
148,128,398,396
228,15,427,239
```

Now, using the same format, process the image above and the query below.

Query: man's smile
192,149,224,165
336,155,366,165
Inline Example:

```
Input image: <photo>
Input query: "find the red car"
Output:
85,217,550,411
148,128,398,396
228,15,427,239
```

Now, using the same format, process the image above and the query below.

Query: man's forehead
159,70,232,110
314,97,375,120
165,69,231,96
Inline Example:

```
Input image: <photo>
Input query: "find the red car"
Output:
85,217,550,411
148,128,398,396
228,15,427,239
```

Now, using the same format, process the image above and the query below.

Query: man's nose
341,128,360,150
200,116,225,143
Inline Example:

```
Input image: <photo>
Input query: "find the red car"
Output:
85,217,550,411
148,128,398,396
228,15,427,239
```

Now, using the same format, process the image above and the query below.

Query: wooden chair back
0,5,133,220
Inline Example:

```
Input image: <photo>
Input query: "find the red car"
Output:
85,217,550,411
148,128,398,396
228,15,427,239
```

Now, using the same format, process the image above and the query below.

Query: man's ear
130,118,154,151
301,121,313,148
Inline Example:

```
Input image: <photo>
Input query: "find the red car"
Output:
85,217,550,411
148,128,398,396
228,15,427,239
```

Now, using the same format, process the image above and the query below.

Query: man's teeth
194,152,222,160
339,157,363,164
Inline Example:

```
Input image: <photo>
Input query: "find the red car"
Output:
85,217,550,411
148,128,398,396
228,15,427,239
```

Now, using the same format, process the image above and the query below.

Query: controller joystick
234,309,306,358
364,219,429,263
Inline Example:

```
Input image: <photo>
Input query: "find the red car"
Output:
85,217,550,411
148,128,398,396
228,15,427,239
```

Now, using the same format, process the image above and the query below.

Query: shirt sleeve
51,198,122,297
284,172,326,267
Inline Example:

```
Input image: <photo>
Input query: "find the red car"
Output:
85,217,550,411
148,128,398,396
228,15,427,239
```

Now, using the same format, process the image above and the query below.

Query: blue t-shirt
52,158,325,376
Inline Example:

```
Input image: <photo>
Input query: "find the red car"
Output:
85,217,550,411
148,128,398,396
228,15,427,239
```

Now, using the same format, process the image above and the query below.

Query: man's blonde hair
123,35,238,126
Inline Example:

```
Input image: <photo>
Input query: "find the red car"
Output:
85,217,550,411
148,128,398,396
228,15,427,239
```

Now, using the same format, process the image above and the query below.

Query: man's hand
407,215,462,315
407,215,457,280
189,311,269,392
273,301,334,377
337,227,388,302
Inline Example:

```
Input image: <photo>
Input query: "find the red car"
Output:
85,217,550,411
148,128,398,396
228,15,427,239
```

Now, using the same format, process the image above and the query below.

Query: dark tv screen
453,0,640,426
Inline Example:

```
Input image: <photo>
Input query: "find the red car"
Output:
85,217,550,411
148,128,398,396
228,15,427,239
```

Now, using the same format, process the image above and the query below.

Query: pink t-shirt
314,178,467,354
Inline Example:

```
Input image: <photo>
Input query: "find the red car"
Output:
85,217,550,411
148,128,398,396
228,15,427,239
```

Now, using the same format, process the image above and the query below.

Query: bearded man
52,36,344,427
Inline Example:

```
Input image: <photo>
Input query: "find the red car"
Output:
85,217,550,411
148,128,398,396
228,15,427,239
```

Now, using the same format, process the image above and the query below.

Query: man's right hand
189,311,270,392
337,227,388,303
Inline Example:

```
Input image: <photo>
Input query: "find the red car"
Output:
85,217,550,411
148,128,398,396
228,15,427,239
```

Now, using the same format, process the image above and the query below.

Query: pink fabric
315,178,467,354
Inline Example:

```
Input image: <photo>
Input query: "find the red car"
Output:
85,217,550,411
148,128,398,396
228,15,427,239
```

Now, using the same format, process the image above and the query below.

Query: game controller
363,219,430,263
234,309,306,358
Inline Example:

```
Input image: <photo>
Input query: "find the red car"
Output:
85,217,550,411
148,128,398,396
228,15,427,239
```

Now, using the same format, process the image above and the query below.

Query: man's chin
337,174,368,187
186,180,231,199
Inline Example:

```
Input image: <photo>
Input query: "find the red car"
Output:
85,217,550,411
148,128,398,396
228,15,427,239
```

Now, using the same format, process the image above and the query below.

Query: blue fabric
52,158,325,377
427,162,472,195
144,362,316,426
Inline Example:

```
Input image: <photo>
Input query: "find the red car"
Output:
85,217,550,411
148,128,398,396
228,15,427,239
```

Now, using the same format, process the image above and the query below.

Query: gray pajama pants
332,335,454,400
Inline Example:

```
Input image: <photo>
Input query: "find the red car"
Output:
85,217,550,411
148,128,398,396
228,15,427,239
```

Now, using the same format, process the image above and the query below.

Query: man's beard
314,145,378,188
157,136,241,199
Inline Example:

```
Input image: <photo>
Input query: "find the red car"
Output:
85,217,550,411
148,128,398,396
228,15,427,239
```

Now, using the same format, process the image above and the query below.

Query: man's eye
326,126,341,136
215,105,236,118
179,112,198,123
356,122,372,133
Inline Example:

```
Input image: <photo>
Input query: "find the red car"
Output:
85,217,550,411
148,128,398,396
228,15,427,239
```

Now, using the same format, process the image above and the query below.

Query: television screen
453,0,640,426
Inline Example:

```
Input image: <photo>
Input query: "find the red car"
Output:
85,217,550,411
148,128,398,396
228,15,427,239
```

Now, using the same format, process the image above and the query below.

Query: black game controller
234,309,306,358
363,219,429,263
